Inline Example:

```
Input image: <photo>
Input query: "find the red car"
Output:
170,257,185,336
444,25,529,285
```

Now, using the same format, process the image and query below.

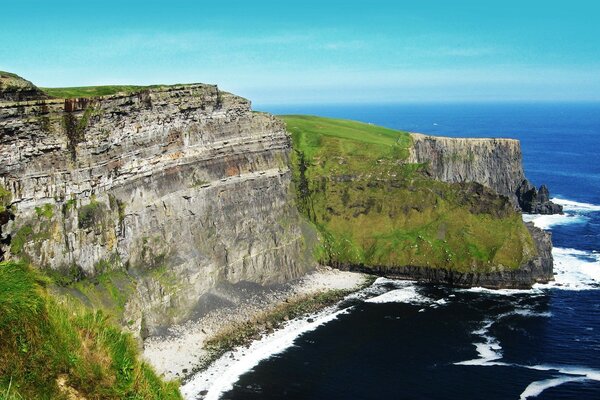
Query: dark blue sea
185,103,600,400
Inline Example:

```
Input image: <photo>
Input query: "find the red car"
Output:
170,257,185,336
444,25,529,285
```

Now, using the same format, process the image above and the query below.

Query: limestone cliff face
0,85,314,334
408,133,526,205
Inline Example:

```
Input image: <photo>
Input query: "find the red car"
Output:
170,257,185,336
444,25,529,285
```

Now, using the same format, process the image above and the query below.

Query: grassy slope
0,261,181,400
283,115,536,273
41,85,167,99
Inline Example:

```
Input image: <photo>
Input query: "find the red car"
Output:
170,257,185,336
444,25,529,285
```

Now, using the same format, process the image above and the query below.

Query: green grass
41,83,194,99
0,261,181,399
282,115,536,273
0,185,11,212
41,85,161,99
34,204,54,219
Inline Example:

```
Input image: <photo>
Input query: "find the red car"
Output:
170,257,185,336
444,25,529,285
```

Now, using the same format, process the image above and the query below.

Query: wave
456,311,599,399
455,319,503,366
522,196,599,230
462,247,600,294
534,247,600,291
460,286,542,296
364,284,431,305
552,197,600,212
522,213,587,229
181,306,351,400
519,365,600,399
519,376,589,399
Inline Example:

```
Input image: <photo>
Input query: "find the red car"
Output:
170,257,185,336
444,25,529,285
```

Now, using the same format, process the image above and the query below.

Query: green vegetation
42,85,163,99
0,261,181,399
283,115,536,272
10,226,33,255
34,203,54,219
0,185,11,212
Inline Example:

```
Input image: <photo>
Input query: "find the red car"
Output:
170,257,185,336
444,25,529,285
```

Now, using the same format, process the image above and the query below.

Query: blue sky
1,0,599,104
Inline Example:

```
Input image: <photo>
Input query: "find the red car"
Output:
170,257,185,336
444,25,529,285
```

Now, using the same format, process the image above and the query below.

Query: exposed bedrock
516,179,563,214
408,133,562,214
0,84,315,335
0,71,49,102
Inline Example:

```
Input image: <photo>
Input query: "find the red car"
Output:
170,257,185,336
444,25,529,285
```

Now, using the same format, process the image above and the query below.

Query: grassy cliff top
41,84,174,99
282,115,412,176
282,115,536,273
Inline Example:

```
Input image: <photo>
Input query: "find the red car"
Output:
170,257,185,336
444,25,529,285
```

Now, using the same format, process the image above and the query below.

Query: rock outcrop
516,179,563,214
0,83,314,335
0,71,49,102
408,133,562,214
408,133,525,204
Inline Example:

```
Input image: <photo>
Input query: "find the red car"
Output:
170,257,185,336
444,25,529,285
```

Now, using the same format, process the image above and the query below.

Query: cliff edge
0,79,315,336
284,115,554,289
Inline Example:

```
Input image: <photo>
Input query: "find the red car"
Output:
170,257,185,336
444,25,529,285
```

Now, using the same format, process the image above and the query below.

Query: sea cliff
0,79,314,337
284,115,555,289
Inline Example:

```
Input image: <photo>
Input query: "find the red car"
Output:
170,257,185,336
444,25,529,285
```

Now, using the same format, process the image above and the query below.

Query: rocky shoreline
142,266,369,381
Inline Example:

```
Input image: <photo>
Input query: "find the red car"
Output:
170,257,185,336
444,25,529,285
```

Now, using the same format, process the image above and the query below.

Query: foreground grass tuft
0,261,181,399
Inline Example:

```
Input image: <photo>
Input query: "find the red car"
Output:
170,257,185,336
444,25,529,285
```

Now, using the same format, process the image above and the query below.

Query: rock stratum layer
0,78,558,343
408,133,562,214
0,85,314,335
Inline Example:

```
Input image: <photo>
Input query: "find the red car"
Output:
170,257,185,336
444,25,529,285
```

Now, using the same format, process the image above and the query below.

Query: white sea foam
364,285,431,305
522,197,600,230
460,247,600,293
519,365,600,399
456,312,600,399
455,319,504,366
461,286,541,296
519,376,588,399
455,308,551,367
534,247,600,291
181,306,350,400
455,336,504,366
552,197,600,212
522,213,586,229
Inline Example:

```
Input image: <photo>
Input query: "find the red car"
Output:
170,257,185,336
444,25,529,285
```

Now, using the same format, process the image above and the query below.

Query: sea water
183,103,600,400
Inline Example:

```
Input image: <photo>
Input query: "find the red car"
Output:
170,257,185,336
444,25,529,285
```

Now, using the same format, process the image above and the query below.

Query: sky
1,0,599,105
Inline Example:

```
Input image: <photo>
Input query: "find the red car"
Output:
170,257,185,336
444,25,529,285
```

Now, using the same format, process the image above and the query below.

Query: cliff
408,133,525,204
284,115,554,288
0,75,558,342
0,71,49,102
408,133,563,214
0,83,314,335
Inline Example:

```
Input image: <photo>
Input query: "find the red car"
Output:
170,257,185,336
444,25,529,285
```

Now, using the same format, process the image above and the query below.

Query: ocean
183,103,600,399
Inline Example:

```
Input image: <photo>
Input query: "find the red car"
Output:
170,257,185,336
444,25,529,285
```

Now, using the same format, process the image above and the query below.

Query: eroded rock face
0,85,314,334
516,179,563,214
0,71,49,102
408,133,561,216
408,133,526,204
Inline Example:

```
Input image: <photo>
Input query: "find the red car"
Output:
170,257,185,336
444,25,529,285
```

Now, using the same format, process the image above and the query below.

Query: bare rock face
516,179,563,214
408,133,526,204
0,71,49,102
0,84,315,335
408,133,561,215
